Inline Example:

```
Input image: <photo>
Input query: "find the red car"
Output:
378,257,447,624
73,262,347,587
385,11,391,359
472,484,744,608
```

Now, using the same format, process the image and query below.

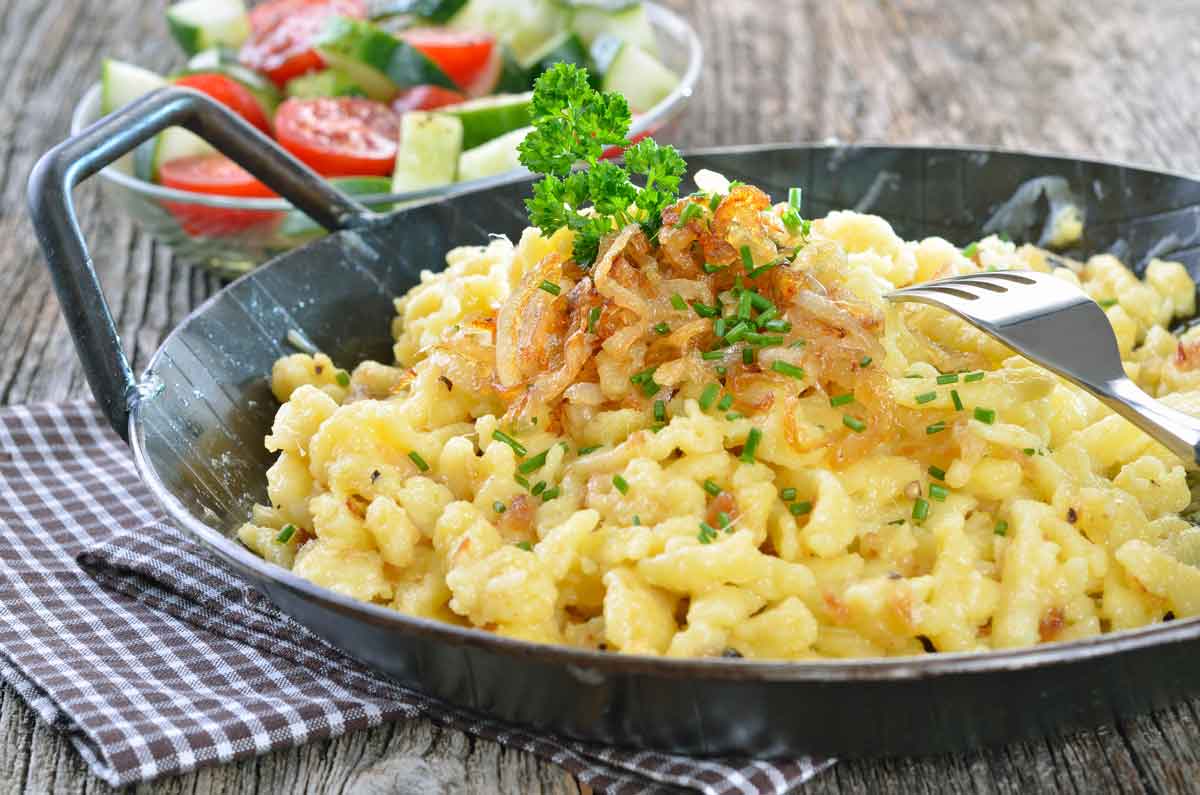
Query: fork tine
889,285,982,303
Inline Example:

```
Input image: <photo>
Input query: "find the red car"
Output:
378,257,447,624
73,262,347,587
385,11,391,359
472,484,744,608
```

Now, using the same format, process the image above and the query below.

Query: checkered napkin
0,401,832,794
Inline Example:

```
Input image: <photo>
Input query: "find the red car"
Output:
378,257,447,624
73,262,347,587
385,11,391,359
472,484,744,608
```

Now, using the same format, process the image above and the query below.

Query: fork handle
1102,378,1200,465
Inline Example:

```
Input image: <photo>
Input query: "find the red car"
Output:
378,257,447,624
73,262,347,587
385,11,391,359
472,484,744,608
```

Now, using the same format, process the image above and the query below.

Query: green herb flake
739,245,755,271
588,305,601,333
926,421,947,435
578,444,603,455
915,391,938,405
950,389,964,411
829,393,854,408
717,393,734,411
742,347,755,365
928,465,946,480
929,484,948,501
962,242,978,258
670,293,687,311
788,187,802,209
740,427,763,463
716,511,731,527
531,480,547,496
698,522,719,544
994,520,1009,536
963,371,985,382
974,407,997,424
516,541,533,551
725,411,744,421
675,202,703,228
843,415,867,433
492,430,527,457
493,500,507,514
335,370,351,387
791,500,813,516
737,290,753,321
692,301,719,318
702,349,728,361
936,373,959,385
653,321,670,335
703,479,722,497
725,320,752,343
1098,298,1118,308
518,449,550,474
780,487,798,501
275,524,297,544
653,399,667,423
859,355,872,367
541,486,560,502
613,474,630,494
770,360,806,380
515,474,531,489
699,383,721,411
408,451,430,472
539,280,561,296
912,497,930,523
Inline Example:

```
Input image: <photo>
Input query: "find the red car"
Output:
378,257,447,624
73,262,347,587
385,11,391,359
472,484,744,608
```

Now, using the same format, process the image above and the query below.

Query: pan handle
27,86,375,441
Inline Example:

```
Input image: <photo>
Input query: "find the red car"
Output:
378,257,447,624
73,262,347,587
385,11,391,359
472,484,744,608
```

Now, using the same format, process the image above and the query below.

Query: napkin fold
0,401,832,793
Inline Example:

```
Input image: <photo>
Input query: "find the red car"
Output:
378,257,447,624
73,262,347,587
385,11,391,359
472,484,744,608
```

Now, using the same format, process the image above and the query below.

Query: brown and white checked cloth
0,401,833,794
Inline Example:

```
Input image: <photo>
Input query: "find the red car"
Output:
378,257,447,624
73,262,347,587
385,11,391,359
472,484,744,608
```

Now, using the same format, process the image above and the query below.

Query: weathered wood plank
5,0,1200,792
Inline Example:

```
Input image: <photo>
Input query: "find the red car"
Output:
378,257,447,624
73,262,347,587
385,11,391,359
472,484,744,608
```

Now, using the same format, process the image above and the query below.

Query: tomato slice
390,85,467,114
159,155,279,236
274,97,400,177
174,73,272,134
399,28,496,91
239,0,367,88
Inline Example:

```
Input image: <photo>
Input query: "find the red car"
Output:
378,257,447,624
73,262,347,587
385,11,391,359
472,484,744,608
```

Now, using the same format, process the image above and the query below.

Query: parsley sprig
519,63,686,266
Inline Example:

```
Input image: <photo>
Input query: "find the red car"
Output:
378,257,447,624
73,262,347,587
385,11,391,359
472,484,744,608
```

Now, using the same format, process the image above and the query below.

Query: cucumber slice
176,50,283,116
166,0,251,55
591,35,677,113
570,3,657,55
457,125,530,182
369,0,468,22
133,128,216,182
315,16,457,100
101,59,168,113
279,176,395,242
391,112,462,192
441,92,531,150
494,45,533,93
521,31,591,79
284,69,367,99
446,0,566,64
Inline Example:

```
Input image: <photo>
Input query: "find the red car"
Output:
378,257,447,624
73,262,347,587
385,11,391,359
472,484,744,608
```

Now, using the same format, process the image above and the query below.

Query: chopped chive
789,339,806,349
710,193,722,211
518,449,549,474
1098,298,1118,308
950,389,964,411
717,393,734,411
791,500,813,516
493,500,507,514
782,207,802,233
531,480,546,496
726,411,744,420
929,484,948,501
761,319,791,333
692,301,719,318
926,421,946,435
744,333,784,347
632,515,641,525
747,260,782,279
702,349,727,361
737,290,753,320
702,262,726,274
698,522,719,544
915,391,937,405
336,370,351,387
1022,448,1035,456
588,306,601,333
714,318,727,337
539,280,561,296
716,365,728,376
276,524,297,543
541,486,560,502
703,479,722,497
756,307,780,324
748,292,773,312
904,373,924,379
516,540,533,551
725,320,752,342
639,379,659,397
670,293,687,311
936,373,959,385
654,400,667,423
788,187,802,209
515,474,530,489
859,355,872,367
994,520,1008,536
613,474,630,494
630,366,656,384
676,202,703,227
780,487,797,501
740,428,763,463
928,465,946,480
699,383,720,411
962,242,978,258
739,245,755,271
653,322,670,335
829,393,854,408
717,511,731,527
578,444,603,455
492,430,527,457
912,497,930,523
742,348,755,365
408,451,430,472
973,407,996,424
963,371,985,382
651,422,666,433
843,415,867,433
771,360,806,380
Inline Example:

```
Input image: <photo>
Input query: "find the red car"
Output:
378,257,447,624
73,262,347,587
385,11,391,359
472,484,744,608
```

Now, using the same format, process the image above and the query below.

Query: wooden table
4,1,1200,792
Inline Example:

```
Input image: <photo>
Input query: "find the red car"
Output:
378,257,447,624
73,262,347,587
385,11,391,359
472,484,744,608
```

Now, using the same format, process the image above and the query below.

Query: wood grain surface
3,0,1200,792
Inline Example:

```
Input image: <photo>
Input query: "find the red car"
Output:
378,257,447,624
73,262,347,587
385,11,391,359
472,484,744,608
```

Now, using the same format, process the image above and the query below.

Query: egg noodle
239,173,1200,659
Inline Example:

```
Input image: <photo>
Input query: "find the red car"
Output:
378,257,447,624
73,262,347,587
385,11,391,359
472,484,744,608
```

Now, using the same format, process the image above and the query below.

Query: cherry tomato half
174,73,272,134
399,28,496,92
390,84,467,114
159,154,279,235
239,0,367,88
274,96,400,177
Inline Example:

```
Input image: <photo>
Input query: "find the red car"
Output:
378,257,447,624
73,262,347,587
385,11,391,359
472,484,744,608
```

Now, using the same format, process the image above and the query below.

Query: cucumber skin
316,17,457,98
494,46,533,93
458,125,529,182
369,0,468,23
284,70,367,99
391,112,463,191
443,94,532,150
165,2,252,56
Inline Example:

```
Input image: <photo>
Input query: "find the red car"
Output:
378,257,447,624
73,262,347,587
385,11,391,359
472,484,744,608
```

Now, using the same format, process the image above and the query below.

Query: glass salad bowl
69,2,702,279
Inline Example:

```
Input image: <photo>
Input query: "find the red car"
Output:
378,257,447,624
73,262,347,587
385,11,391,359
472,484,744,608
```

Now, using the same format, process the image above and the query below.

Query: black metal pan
27,87,1200,759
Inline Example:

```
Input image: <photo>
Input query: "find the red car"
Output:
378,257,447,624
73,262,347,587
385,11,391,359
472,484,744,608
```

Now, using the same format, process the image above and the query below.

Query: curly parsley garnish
518,63,687,266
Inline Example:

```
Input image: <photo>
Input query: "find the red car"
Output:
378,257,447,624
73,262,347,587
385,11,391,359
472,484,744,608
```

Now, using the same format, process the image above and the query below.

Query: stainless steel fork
888,270,1200,465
